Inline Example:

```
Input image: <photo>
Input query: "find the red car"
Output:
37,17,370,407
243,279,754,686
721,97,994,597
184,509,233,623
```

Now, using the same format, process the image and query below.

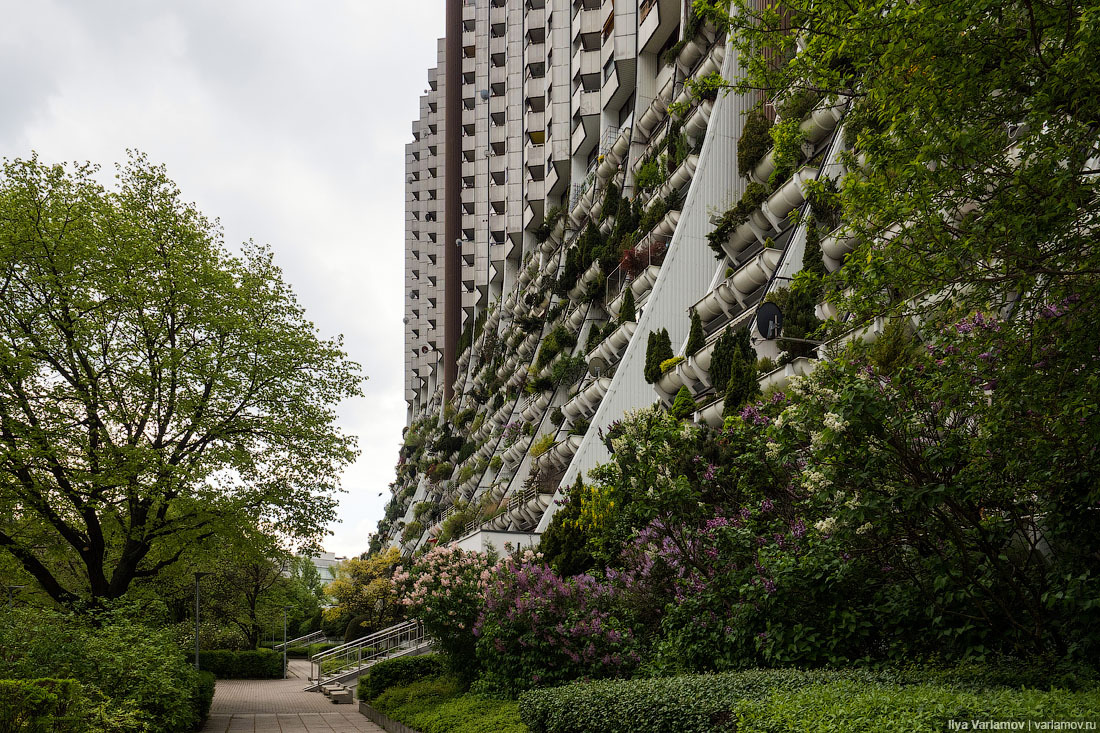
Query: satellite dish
756,302,784,339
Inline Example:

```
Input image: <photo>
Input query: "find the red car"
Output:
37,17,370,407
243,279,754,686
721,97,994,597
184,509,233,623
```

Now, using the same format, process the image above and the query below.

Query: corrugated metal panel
538,31,757,531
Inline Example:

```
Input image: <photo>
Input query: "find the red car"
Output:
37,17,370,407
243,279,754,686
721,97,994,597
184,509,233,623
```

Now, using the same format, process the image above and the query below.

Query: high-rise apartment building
387,0,848,553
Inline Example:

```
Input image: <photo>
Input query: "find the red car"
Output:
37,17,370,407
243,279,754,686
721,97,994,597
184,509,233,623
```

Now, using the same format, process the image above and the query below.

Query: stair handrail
274,629,327,651
310,619,425,686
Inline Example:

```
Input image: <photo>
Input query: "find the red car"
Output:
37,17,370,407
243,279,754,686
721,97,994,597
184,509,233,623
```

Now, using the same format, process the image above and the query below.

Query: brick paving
201,660,384,733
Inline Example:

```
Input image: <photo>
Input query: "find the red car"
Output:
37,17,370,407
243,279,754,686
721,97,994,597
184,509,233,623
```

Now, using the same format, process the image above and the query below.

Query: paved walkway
201,660,384,733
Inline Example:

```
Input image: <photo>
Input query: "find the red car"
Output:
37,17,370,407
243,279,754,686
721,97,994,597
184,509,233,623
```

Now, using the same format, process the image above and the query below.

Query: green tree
323,547,404,639
722,351,760,417
702,0,1100,322
617,286,636,325
671,386,699,420
0,154,362,608
685,309,705,356
644,328,674,384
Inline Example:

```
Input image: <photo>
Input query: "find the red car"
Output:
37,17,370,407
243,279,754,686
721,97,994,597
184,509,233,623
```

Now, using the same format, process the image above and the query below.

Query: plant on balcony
457,464,477,485
660,356,686,375
530,433,556,458
600,182,621,222
537,324,577,369
686,309,705,356
636,197,669,238
670,385,698,420
722,350,760,417
618,286,636,325
489,455,503,471
585,321,607,352
552,354,588,386
550,407,564,426
634,154,667,193
706,182,770,258
528,376,554,393
569,418,590,436
755,356,777,375
765,285,822,363
738,105,773,174
708,325,752,398
426,462,454,482
401,521,424,545
661,39,687,67
644,328,674,383
534,206,563,244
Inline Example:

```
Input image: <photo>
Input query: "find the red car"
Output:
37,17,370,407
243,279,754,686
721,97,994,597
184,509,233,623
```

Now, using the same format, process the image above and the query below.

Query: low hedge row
0,678,84,731
518,668,1100,733
360,653,447,702
198,649,283,679
372,675,526,733
286,642,341,659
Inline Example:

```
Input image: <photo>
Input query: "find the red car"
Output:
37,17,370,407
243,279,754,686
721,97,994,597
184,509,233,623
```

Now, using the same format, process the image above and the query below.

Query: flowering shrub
474,551,640,696
393,545,496,681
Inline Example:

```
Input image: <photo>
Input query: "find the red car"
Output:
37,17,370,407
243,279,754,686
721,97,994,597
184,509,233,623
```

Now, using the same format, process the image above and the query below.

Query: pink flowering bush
473,550,640,696
393,545,495,681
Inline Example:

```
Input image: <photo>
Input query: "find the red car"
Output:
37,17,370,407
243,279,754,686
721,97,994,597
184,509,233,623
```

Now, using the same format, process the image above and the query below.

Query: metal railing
307,619,428,691
274,629,327,651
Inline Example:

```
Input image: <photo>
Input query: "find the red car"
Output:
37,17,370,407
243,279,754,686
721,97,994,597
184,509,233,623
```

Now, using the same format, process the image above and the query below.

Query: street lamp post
193,572,210,670
282,606,291,679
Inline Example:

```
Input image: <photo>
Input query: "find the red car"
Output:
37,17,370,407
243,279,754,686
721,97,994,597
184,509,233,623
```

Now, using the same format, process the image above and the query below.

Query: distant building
303,551,346,586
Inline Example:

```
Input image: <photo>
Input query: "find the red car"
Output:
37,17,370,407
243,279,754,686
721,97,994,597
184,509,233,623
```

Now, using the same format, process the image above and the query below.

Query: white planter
683,99,714,141
630,264,662,299
656,365,685,397
696,398,725,428
760,166,819,230
677,37,706,69
587,320,636,372
693,279,741,323
731,247,783,298
758,356,817,393
749,148,776,184
799,97,850,146
653,209,681,238
815,300,839,321
568,304,587,330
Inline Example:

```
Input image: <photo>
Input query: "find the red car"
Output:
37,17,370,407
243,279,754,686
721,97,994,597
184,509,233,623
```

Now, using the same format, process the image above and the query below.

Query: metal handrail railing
309,619,427,688
274,629,327,651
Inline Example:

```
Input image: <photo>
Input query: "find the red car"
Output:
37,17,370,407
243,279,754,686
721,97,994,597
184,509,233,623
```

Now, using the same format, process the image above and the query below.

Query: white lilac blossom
814,516,837,534
823,412,849,432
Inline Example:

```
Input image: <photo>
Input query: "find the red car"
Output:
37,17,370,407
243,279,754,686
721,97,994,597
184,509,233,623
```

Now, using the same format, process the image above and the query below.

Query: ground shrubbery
198,649,283,679
0,607,214,731
518,668,1100,733
359,653,447,701
371,675,526,733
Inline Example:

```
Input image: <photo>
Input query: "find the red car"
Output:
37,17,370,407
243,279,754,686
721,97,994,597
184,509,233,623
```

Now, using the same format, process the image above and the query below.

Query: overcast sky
0,0,446,557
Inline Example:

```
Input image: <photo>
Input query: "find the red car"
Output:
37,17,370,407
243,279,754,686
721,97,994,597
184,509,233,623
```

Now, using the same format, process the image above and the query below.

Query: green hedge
736,681,1100,732
286,642,340,659
360,653,447,701
198,649,283,679
0,678,84,732
518,669,1100,733
372,675,527,733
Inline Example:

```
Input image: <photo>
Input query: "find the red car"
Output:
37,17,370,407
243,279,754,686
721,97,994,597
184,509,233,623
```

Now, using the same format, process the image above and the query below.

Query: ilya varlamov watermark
947,721,1096,730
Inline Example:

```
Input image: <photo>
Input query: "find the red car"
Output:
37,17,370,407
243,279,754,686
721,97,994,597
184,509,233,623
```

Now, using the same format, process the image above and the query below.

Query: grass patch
371,675,527,733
